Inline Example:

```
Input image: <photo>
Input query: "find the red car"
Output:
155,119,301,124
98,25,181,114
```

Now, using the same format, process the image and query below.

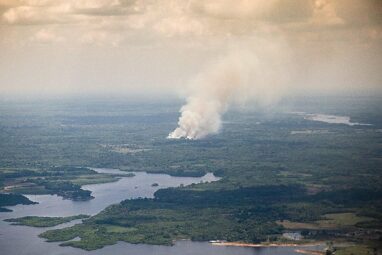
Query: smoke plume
168,41,289,140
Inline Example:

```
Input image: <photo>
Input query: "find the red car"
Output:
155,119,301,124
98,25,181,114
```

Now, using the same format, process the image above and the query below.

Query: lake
0,168,323,255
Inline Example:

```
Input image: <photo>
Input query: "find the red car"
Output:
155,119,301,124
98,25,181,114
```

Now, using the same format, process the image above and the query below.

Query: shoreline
210,241,323,248
295,249,324,255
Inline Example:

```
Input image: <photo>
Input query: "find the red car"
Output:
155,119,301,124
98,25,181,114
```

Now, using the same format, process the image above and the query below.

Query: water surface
0,169,322,255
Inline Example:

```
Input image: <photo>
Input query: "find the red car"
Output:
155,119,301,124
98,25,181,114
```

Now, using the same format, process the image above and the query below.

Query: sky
0,0,381,98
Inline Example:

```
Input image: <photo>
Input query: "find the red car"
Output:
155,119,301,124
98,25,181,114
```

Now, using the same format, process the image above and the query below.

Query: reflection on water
0,169,322,255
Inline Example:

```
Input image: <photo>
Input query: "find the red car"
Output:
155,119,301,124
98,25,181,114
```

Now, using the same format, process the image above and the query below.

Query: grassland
317,213,375,228
278,213,376,230
335,244,381,255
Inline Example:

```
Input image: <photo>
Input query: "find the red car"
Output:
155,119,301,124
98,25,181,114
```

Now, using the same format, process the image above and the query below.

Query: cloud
0,0,381,97
190,0,314,23
2,0,381,40
1,0,140,25
2,3,72,24
0,0,21,8
30,28,64,43
80,30,122,46
310,0,344,26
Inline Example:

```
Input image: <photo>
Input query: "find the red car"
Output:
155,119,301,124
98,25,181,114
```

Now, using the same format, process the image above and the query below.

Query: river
0,168,323,255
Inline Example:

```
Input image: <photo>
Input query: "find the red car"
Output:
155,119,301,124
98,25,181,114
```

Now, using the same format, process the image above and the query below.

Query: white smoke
168,40,290,140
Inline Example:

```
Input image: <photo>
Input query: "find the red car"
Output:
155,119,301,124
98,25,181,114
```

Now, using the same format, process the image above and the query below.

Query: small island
5,214,90,227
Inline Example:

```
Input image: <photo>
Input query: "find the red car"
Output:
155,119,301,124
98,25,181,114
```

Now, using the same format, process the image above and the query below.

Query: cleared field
336,244,377,255
278,213,376,230
317,213,375,228
277,221,323,230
